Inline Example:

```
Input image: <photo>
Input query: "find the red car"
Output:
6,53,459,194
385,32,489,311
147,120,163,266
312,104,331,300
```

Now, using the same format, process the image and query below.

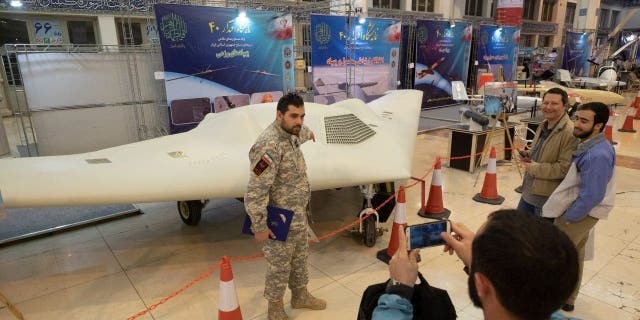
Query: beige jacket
525,113,579,196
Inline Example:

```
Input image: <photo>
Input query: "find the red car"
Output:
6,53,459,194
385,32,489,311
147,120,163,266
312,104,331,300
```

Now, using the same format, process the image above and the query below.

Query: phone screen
407,221,449,249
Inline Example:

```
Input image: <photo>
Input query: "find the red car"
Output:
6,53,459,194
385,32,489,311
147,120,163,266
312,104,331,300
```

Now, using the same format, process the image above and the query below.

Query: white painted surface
0,90,422,207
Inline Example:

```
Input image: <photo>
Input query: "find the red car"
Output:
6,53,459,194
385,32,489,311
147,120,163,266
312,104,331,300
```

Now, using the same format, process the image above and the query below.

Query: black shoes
561,304,575,312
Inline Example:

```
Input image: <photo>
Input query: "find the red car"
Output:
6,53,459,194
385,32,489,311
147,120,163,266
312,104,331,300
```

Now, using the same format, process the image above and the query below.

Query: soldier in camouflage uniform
245,93,327,320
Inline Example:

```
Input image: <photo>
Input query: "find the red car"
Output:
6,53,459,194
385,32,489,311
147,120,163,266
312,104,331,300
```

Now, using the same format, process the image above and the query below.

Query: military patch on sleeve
253,152,274,176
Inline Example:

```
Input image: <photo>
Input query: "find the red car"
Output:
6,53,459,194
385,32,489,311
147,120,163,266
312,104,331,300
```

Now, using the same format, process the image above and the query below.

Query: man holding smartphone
372,210,580,320
517,88,579,217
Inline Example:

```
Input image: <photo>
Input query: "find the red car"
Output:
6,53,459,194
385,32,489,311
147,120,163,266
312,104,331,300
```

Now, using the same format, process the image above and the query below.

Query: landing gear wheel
178,200,203,225
363,214,377,247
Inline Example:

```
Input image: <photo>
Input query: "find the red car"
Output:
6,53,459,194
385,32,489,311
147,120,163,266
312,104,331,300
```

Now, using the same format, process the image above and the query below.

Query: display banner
562,31,593,77
476,25,519,83
155,4,294,133
32,20,64,44
3,0,184,14
414,19,472,108
310,14,401,104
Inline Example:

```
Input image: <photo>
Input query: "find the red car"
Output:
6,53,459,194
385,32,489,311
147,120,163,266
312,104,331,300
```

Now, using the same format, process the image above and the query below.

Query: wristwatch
385,278,414,300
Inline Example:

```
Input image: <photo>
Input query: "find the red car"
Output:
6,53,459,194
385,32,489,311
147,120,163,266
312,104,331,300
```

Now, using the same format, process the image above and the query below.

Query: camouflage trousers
262,229,309,302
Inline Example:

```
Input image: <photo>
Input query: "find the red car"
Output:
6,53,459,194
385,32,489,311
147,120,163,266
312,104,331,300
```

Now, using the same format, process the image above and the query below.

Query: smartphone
518,149,531,163
405,220,451,250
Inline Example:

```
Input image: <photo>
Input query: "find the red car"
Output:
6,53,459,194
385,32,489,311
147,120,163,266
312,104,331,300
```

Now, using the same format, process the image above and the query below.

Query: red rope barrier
126,143,525,319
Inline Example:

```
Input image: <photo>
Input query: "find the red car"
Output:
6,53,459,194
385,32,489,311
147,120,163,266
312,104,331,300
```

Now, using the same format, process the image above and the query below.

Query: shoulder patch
253,152,274,176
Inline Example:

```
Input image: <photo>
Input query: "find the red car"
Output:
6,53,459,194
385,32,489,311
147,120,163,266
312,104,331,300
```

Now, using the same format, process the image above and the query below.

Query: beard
468,272,483,308
281,123,301,136
573,127,594,139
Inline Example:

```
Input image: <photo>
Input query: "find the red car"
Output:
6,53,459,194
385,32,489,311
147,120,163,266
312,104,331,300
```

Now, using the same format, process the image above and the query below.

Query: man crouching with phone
372,210,580,320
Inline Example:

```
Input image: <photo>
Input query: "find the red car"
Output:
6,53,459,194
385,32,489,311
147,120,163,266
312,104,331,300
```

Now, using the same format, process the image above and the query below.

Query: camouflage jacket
244,121,313,233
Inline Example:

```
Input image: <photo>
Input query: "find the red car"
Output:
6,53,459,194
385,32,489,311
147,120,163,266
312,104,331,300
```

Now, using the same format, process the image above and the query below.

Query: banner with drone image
414,19,472,108
310,14,401,104
563,31,593,77
155,4,294,133
476,25,520,84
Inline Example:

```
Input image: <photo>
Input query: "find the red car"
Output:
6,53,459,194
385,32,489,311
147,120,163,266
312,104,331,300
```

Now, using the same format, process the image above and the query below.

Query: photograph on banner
250,91,283,104
213,94,251,113
476,25,519,85
562,31,593,77
414,19,472,108
483,82,517,115
310,14,401,104
32,20,64,44
155,4,294,133
169,97,212,126
531,48,559,81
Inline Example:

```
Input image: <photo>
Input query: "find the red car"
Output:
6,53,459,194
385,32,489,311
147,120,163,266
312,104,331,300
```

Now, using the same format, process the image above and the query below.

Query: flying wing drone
246,69,280,77
556,68,626,90
0,90,422,225
539,81,625,106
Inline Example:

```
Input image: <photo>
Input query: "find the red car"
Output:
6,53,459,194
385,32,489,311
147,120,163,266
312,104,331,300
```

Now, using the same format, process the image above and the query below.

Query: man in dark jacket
373,210,580,320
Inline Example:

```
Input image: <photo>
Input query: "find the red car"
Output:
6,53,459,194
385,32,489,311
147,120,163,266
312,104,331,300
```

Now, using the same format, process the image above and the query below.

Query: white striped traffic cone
218,256,243,320
418,158,451,219
377,186,407,264
473,147,505,205
618,106,637,133
632,90,640,108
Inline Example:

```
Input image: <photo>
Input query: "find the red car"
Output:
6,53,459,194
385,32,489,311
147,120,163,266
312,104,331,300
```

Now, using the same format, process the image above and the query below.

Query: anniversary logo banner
414,19,472,108
310,14,401,104
563,31,593,77
155,4,294,132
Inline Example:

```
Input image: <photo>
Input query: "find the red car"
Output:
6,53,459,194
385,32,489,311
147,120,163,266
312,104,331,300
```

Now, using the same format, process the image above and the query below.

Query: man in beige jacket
517,87,579,218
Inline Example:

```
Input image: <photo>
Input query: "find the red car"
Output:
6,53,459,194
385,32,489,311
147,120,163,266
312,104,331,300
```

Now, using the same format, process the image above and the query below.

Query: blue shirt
564,134,615,222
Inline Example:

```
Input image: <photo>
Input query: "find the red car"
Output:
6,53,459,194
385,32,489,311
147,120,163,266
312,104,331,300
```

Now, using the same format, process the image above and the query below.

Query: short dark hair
277,93,304,114
577,102,610,132
471,210,578,320
543,87,569,106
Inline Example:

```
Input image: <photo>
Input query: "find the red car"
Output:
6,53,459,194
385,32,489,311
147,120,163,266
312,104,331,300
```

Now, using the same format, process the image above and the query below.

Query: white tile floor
0,101,639,320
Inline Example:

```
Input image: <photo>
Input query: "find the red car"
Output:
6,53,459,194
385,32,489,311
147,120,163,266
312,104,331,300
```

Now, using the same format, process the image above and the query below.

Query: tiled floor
1,99,639,320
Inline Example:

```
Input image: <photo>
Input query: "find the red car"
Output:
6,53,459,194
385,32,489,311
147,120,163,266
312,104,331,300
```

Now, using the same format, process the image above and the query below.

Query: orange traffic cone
632,90,640,108
418,158,451,219
218,256,243,320
377,186,407,264
605,107,618,145
473,147,505,205
618,106,637,133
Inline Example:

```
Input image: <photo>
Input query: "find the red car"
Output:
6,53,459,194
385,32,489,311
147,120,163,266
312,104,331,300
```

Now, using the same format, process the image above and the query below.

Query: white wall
575,0,601,30
97,15,118,46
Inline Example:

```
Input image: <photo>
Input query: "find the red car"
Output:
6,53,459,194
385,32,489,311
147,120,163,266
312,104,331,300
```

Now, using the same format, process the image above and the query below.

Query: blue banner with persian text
563,31,593,77
310,14,401,104
476,25,519,82
155,4,294,132
414,19,472,108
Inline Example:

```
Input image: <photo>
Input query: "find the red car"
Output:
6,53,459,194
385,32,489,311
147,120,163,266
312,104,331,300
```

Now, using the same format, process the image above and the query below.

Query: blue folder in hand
243,206,294,241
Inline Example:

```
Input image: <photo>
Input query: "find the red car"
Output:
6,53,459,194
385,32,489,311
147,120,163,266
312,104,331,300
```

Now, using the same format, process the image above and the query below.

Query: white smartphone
405,220,451,250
